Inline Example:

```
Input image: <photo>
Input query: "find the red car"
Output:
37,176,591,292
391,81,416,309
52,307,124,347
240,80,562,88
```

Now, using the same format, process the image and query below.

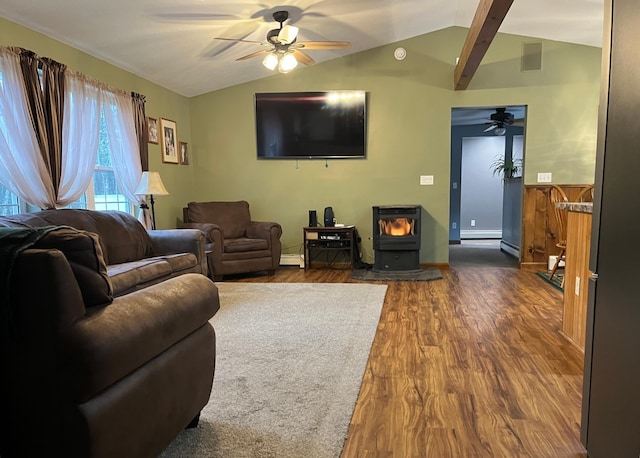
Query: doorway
449,105,526,266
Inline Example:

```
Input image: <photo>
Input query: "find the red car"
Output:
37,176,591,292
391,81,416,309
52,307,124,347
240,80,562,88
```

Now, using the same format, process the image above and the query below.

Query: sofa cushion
107,258,172,296
0,209,154,265
33,228,113,307
160,253,198,273
186,201,250,239
106,253,198,296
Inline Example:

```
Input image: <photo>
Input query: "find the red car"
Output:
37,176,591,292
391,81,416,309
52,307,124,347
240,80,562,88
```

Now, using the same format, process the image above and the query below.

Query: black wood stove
372,205,422,271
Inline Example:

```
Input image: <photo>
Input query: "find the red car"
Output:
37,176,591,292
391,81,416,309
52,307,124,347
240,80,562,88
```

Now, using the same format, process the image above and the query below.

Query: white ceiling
0,0,604,97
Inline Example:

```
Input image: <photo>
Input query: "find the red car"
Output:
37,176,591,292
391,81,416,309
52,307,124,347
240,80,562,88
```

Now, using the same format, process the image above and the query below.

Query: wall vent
521,42,543,71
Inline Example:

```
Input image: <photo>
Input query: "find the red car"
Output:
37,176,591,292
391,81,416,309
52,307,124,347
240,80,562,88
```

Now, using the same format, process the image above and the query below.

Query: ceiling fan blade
291,49,315,65
215,37,263,44
236,49,270,61
295,41,351,50
484,124,498,132
277,25,299,44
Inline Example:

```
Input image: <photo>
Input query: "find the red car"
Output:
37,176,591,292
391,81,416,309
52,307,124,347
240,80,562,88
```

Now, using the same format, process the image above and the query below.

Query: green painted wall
0,18,601,264
0,17,195,230
189,27,602,264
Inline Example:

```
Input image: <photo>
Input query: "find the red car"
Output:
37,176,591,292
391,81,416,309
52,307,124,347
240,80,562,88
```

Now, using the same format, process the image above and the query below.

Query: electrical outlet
452,182,458,190
471,219,476,227
537,172,552,183
420,175,434,185
452,222,457,229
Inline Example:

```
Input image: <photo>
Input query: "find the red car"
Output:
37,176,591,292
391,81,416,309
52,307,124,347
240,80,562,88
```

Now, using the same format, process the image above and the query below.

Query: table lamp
135,171,169,229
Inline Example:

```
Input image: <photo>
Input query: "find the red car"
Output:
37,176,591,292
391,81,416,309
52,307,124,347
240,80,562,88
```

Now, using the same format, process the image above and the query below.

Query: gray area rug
160,282,388,458
351,267,442,282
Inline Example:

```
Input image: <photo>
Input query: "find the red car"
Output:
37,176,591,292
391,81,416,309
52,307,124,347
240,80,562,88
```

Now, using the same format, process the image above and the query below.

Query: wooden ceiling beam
454,0,514,91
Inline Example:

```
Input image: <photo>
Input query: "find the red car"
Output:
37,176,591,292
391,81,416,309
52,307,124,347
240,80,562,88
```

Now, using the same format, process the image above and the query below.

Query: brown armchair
182,201,282,281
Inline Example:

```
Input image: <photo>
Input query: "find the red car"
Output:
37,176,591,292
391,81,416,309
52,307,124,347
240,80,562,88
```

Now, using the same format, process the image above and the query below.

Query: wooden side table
303,226,356,270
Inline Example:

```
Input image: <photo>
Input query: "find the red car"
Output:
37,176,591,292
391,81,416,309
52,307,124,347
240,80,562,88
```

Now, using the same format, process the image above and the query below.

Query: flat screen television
255,91,367,160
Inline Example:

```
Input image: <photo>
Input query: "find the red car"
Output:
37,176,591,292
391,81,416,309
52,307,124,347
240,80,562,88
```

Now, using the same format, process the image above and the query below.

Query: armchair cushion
185,201,250,238
225,237,268,253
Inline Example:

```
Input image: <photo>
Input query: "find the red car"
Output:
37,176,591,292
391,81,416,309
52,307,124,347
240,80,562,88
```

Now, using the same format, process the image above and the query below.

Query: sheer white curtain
101,88,146,219
56,71,102,207
0,47,56,208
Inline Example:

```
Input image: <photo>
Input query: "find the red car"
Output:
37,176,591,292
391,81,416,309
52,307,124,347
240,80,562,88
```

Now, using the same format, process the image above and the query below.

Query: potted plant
490,155,522,181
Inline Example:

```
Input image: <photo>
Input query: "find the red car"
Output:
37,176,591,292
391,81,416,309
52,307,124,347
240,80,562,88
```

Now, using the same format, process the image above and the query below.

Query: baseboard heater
460,230,502,239
280,254,304,268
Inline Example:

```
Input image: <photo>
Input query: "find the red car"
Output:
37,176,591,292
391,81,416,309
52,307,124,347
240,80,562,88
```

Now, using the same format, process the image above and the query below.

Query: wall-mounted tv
255,91,367,160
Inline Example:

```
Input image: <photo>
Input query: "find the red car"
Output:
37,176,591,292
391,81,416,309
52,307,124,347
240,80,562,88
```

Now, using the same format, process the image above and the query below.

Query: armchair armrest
180,222,221,244
247,221,282,244
148,229,207,274
248,221,282,270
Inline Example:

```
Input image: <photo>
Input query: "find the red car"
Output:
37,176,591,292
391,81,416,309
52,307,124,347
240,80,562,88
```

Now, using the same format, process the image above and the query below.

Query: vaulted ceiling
0,0,604,97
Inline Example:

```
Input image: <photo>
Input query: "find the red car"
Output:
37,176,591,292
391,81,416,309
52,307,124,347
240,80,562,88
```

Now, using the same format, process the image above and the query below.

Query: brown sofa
0,212,219,457
0,208,208,295
182,200,282,281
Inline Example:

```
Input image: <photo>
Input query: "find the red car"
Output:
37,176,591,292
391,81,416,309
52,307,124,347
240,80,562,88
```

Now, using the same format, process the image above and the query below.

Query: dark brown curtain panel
131,92,149,172
18,49,66,203
41,57,66,192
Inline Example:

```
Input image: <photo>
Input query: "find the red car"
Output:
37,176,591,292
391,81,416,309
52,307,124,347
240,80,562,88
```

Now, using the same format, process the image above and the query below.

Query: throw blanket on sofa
0,226,70,342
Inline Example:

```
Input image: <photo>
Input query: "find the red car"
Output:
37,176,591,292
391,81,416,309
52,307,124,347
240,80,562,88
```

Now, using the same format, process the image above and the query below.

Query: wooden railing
521,185,592,269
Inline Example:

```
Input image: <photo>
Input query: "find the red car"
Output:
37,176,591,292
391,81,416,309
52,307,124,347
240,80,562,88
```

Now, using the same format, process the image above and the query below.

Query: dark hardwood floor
223,264,587,457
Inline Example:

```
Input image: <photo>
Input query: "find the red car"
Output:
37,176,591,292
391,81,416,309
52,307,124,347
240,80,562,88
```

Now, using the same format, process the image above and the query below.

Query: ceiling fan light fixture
262,52,279,70
494,127,507,136
278,52,298,73
278,25,299,44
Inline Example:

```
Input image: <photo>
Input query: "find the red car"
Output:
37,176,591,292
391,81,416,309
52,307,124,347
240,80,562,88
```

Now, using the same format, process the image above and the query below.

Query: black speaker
308,210,318,227
324,207,335,227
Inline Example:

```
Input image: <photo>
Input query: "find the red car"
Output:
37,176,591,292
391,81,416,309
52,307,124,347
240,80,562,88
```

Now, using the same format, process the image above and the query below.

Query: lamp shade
135,171,169,196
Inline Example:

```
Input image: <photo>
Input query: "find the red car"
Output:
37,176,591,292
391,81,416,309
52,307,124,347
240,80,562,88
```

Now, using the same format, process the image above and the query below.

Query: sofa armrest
58,273,219,403
9,249,87,342
148,229,207,275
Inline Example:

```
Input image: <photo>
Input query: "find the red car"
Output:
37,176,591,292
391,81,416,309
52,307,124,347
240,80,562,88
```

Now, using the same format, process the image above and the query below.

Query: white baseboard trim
460,230,502,239
280,254,304,268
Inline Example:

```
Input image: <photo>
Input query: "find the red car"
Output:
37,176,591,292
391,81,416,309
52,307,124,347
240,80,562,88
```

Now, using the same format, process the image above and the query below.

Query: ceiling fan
215,10,351,73
483,108,525,134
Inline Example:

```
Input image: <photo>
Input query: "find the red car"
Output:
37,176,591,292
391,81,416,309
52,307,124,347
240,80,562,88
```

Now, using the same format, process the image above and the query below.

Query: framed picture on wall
160,118,178,164
179,142,189,165
147,117,159,144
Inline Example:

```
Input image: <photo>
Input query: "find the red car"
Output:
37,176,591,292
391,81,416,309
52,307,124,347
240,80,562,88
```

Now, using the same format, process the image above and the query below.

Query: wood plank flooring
223,265,587,457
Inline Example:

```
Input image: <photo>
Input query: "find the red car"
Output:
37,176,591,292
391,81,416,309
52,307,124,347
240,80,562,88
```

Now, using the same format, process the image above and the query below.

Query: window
1,54,138,216
0,183,21,215
67,112,134,213
0,70,23,215
91,112,133,212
